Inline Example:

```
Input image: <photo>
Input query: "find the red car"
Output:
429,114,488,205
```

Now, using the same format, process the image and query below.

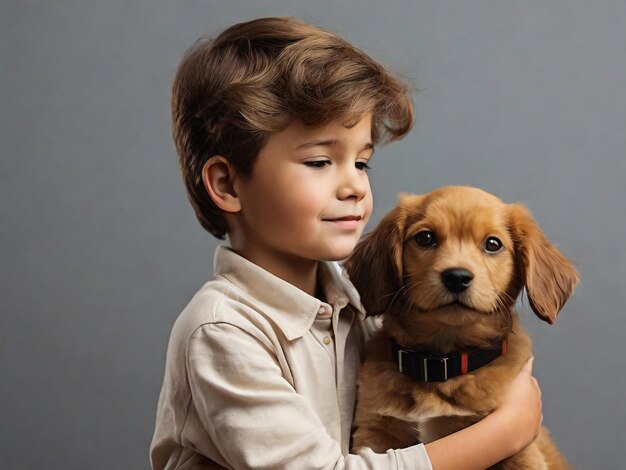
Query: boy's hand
424,357,543,469
495,357,543,453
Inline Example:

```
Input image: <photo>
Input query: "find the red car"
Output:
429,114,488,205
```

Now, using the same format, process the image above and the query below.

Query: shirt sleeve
187,322,432,470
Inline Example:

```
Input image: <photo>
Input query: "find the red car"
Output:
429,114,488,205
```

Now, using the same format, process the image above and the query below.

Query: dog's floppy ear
345,201,408,317
508,203,579,324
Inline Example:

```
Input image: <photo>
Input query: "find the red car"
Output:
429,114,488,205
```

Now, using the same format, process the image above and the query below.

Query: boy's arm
188,322,433,470
425,358,543,470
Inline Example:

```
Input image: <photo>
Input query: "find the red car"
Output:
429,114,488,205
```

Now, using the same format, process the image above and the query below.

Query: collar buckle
398,349,407,373
397,348,450,381
423,356,449,382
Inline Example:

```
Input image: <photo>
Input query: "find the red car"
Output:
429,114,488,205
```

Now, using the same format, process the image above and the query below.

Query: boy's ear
202,156,241,213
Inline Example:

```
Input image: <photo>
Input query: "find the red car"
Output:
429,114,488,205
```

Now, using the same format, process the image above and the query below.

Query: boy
151,17,542,469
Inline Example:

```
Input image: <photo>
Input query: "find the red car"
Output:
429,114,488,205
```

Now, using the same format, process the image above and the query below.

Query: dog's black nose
441,268,474,294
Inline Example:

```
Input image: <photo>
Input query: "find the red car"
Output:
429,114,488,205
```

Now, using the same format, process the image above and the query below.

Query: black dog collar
389,338,507,382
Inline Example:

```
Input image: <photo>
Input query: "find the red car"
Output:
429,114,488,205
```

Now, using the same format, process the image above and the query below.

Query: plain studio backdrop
2,1,625,468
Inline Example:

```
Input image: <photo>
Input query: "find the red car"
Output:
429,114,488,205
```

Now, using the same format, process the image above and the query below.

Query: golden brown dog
346,186,579,469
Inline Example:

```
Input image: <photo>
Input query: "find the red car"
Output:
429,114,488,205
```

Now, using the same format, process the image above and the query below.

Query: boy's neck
229,244,321,298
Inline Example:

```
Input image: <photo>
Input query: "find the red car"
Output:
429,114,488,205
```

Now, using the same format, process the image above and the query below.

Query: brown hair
172,16,414,238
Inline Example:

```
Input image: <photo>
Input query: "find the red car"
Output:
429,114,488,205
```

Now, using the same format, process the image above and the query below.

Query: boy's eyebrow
295,140,374,151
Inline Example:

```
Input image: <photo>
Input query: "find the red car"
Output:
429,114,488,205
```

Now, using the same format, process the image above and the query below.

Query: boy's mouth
323,215,362,222
322,215,362,230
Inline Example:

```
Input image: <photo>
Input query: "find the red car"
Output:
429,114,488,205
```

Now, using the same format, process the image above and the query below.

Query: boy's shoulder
167,245,365,349
169,274,270,347
177,275,238,326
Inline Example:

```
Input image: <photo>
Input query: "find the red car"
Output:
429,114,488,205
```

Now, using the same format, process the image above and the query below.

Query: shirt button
323,337,331,345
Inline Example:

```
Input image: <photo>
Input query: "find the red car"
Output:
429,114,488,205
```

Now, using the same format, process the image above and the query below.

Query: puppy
346,186,578,469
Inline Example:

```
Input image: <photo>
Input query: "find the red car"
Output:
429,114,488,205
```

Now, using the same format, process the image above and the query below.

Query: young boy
150,17,543,470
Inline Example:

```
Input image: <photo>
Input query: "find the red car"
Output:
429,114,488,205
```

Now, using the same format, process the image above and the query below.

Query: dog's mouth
415,298,485,314
439,299,475,310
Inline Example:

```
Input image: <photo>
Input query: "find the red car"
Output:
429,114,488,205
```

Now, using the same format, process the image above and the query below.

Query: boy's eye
355,161,372,171
304,160,330,168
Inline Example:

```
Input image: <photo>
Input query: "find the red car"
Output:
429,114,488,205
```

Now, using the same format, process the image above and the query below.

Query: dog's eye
415,230,437,248
484,237,503,253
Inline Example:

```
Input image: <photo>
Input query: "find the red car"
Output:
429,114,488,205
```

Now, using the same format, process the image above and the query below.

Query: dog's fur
346,186,579,469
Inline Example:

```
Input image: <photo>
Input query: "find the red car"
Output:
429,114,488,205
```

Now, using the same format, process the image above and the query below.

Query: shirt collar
213,245,365,340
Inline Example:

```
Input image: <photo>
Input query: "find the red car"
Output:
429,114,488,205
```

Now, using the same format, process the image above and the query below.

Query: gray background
2,1,625,468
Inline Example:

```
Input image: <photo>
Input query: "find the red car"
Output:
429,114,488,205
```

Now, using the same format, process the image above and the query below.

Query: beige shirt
150,245,432,470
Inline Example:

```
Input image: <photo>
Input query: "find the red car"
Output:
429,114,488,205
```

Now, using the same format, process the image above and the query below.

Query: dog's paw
402,386,476,420
438,375,497,414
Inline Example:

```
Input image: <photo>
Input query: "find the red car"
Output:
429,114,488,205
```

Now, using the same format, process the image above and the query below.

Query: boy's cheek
362,193,374,221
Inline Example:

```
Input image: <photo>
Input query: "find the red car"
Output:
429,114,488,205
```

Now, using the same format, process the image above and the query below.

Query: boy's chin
318,247,358,263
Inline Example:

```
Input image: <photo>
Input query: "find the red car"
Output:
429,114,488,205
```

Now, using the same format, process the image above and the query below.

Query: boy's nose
337,169,368,200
